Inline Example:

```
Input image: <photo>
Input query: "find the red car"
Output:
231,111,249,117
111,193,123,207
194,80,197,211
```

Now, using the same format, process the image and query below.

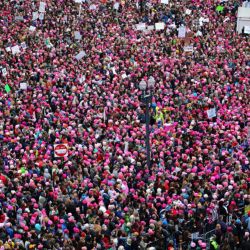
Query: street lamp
139,76,155,169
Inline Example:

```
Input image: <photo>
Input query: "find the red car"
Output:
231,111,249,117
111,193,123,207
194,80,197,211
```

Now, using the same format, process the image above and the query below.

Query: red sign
54,144,68,158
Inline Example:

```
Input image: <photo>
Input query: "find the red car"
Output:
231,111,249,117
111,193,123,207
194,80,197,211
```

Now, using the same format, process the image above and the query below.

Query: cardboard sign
136,23,146,31
75,51,86,60
54,144,68,157
20,82,28,90
11,45,20,55
155,22,165,30
207,108,216,119
39,2,46,12
74,31,82,40
178,26,186,38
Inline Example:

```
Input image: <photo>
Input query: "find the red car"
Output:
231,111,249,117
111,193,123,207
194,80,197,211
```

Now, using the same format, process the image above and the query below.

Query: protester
0,0,249,249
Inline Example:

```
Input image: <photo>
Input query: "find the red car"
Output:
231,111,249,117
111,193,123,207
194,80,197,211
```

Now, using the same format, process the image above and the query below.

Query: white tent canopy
237,7,250,33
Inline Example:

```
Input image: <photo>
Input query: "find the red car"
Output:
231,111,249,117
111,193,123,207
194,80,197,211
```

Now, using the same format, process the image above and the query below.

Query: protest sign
136,23,146,31
20,83,28,90
114,2,120,10
15,16,24,21
39,2,46,12
161,0,169,3
5,84,11,93
11,45,20,55
186,9,192,15
21,42,27,50
5,47,11,52
2,68,7,77
74,31,82,40
178,26,186,38
39,13,44,20
32,12,38,20
75,51,86,60
29,26,36,32
184,45,194,52
244,26,250,34
89,4,97,10
207,108,216,119
54,144,68,157
155,22,165,30
147,25,155,31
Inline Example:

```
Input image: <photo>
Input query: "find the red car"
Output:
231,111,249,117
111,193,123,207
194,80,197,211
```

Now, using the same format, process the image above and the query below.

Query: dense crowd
0,0,249,249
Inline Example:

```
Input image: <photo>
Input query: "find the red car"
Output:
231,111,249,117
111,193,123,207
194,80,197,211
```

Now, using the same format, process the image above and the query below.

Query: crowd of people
0,0,249,249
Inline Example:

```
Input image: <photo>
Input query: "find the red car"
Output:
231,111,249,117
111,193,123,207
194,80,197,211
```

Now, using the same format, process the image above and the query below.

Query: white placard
79,75,86,83
2,68,7,77
11,45,20,55
32,12,38,20
184,45,194,52
29,26,36,32
147,25,155,31
161,0,169,3
74,0,85,2
74,31,82,40
121,73,127,79
155,22,165,30
15,16,24,21
5,47,11,52
178,26,186,38
244,26,250,34
186,9,192,15
21,42,27,50
20,82,27,90
207,108,216,119
114,2,120,10
89,4,96,10
136,23,146,31
39,2,46,12
75,51,86,61
39,13,44,20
